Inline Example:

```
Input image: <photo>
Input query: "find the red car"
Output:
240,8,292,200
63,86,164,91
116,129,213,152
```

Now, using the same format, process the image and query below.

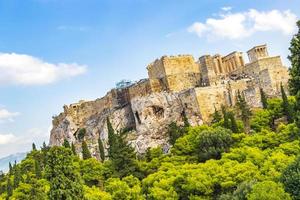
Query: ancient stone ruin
49,44,289,158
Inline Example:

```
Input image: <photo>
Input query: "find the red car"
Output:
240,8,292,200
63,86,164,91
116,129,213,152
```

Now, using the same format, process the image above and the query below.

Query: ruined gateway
49,44,290,159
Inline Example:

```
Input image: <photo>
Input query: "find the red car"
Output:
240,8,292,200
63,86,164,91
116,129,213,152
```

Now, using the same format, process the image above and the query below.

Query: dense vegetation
0,20,299,200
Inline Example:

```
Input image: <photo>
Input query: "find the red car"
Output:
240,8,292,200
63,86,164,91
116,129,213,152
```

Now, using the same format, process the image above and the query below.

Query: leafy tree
288,20,300,95
228,111,238,133
182,111,190,127
260,88,268,109
11,179,48,200
212,106,222,124
82,141,92,160
222,105,230,129
281,156,300,199
63,139,71,148
98,138,105,162
295,92,300,128
13,165,21,189
247,181,291,200
196,127,232,162
77,128,86,141
34,159,42,179
71,142,77,155
45,146,84,200
281,83,294,123
6,178,12,199
168,122,185,145
236,90,252,133
107,122,138,178
8,162,13,176
32,143,37,151
145,147,163,162
80,158,104,187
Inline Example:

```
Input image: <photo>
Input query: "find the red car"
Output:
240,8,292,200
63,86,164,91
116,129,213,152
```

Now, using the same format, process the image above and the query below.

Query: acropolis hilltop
50,44,289,157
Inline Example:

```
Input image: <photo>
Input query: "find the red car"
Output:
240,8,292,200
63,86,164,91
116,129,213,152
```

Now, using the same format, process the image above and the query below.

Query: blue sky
0,0,299,157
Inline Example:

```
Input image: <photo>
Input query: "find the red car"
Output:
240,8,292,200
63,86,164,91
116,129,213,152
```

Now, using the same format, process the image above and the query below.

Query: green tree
228,111,238,133
260,88,268,109
63,139,71,148
82,141,92,160
281,156,300,199
107,124,138,178
45,146,84,200
281,84,294,123
98,138,105,162
77,128,86,141
222,105,230,129
212,106,222,124
71,142,77,155
13,165,21,189
107,118,116,158
182,111,190,127
247,181,291,200
236,90,252,133
32,143,37,151
196,127,232,162
8,162,13,176
6,178,12,199
288,20,300,95
168,122,185,145
34,159,42,179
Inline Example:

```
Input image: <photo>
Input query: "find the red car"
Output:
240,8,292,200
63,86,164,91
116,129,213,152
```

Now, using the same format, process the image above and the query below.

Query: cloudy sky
0,0,299,157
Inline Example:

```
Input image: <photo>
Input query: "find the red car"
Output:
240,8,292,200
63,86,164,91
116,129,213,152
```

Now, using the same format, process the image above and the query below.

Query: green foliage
45,146,84,200
236,90,252,133
196,127,232,162
77,128,86,141
168,122,186,145
211,106,222,124
288,20,300,95
81,141,92,160
98,138,105,162
71,143,77,155
228,111,238,133
247,181,291,200
281,84,294,123
6,178,12,199
32,143,36,151
80,158,104,187
63,139,71,148
221,105,230,129
250,109,272,132
281,156,300,199
260,88,268,109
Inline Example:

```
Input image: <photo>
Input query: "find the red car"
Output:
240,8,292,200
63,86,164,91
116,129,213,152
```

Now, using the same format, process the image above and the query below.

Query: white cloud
188,9,298,40
0,134,16,145
0,108,20,122
0,127,50,157
0,53,87,86
221,6,232,11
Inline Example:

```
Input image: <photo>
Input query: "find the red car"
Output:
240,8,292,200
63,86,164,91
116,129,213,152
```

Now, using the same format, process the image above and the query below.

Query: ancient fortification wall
50,44,290,157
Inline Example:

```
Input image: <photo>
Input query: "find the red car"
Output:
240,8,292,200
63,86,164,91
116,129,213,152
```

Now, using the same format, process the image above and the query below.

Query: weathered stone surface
49,44,290,159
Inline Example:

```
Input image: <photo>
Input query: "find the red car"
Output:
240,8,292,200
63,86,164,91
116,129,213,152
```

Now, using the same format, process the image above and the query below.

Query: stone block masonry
50,44,290,158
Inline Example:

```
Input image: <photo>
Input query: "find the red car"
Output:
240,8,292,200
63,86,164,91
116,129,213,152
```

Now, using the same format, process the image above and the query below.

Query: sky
0,0,299,158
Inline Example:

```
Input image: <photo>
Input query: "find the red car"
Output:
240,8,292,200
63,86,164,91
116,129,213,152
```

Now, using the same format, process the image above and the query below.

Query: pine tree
228,111,238,133
236,90,252,133
212,106,222,124
71,142,77,155
45,146,84,200
6,178,12,199
288,20,300,128
107,117,116,158
32,143,37,151
221,105,230,129
182,111,190,127
13,165,20,188
281,84,294,123
8,162,13,176
98,138,105,162
81,141,92,160
260,88,268,109
288,20,300,95
63,139,71,148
